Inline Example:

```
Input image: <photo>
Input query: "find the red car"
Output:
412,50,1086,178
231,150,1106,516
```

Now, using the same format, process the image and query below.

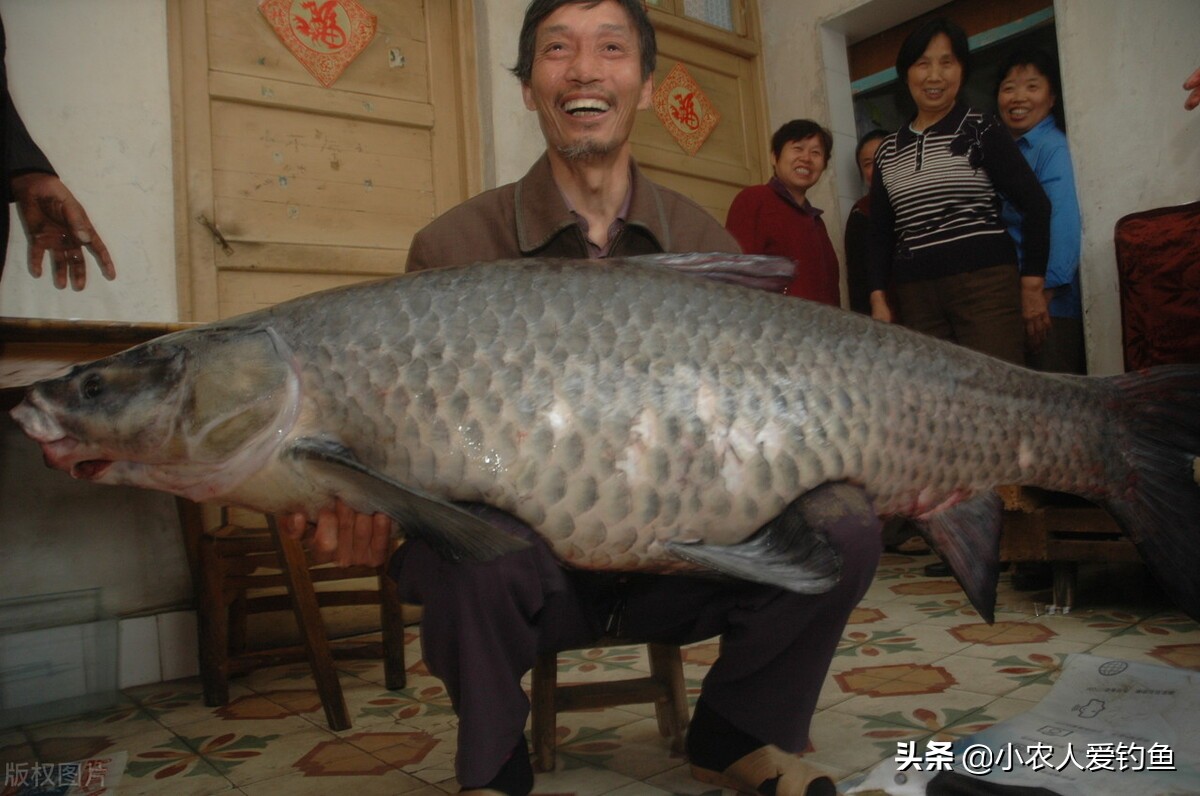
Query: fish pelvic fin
916,492,1002,624
664,485,858,594
1102,365,1200,621
286,437,530,562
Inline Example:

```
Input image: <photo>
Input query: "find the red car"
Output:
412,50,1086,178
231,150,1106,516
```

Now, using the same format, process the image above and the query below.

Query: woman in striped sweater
867,17,1051,366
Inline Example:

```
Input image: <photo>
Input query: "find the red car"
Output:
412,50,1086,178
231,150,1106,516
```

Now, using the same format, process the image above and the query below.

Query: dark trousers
1027,315,1085,374
390,486,882,786
895,264,1025,365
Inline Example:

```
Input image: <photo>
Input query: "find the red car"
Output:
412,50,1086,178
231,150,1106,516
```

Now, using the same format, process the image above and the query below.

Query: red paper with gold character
259,0,377,88
652,62,721,156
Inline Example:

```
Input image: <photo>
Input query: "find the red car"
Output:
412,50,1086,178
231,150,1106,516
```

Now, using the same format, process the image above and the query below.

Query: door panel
171,0,477,321
635,4,768,224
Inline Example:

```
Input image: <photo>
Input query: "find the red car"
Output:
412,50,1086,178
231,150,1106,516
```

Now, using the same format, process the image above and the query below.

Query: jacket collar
1016,114,1059,150
896,100,972,147
513,153,669,254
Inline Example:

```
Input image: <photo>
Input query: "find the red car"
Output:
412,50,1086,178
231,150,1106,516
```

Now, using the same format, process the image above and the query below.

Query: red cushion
1114,200,1200,371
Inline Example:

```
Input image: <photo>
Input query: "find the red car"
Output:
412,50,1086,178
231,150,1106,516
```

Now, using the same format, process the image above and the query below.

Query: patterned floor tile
804,707,930,778
120,754,237,796
832,687,1000,736
5,547,1197,795
555,716,681,781
935,651,1064,696
238,765,428,795
170,717,338,788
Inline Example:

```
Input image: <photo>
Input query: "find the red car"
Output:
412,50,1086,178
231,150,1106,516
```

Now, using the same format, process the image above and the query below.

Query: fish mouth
69,458,114,481
28,433,114,481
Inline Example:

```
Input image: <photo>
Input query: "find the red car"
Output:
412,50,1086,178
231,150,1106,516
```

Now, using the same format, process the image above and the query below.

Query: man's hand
281,499,394,568
11,172,116,291
1021,275,1051,353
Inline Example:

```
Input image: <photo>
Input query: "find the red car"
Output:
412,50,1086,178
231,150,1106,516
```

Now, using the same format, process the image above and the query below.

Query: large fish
10,255,1200,622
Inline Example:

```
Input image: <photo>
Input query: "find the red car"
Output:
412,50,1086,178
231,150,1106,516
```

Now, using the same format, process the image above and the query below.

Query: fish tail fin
1101,364,1200,620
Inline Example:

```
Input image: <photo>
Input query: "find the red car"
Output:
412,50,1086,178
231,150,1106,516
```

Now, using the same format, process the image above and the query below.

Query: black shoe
923,561,951,577
460,736,532,795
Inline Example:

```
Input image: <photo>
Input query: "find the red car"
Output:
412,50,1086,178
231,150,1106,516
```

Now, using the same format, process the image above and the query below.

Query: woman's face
997,64,1056,137
906,33,962,122
857,137,883,188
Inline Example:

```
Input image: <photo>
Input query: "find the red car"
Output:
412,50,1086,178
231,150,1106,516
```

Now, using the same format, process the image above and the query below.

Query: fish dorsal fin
915,491,1003,623
286,437,530,562
664,485,852,594
621,252,795,293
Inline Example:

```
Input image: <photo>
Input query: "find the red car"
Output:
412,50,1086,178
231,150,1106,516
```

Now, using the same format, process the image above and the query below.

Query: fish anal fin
916,492,1003,623
286,437,529,562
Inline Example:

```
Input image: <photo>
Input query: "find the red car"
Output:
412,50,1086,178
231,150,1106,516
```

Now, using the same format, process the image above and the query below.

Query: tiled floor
3,551,1199,795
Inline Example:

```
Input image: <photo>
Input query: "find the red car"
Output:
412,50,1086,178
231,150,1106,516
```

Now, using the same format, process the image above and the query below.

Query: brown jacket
406,153,739,271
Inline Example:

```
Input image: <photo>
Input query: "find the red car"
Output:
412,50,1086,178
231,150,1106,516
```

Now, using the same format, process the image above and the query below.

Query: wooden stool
181,504,407,730
530,641,690,772
999,486,1139,611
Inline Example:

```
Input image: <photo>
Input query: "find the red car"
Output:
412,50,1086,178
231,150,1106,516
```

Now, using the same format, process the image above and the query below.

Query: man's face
521,0,653,162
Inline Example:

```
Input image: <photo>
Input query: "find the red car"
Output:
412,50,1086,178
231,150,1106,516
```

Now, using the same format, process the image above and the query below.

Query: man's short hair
510,0,658,84
771,119,833,159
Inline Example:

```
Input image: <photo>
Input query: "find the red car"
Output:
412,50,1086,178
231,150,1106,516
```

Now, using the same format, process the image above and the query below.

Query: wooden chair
178,501,407,730
530,641,690,772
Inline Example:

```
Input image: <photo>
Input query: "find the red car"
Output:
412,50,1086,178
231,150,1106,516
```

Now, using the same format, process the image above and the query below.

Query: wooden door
169,0,480,321
636,2,768,224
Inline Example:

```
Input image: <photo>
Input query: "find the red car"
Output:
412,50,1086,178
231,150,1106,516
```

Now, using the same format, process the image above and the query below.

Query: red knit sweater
724,179,841,306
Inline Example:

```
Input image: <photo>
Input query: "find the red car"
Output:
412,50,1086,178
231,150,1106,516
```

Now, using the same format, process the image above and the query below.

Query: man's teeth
564,98,611,115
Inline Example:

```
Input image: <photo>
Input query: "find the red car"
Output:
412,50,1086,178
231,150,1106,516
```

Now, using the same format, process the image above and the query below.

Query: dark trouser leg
1027,316,1085,374
618,483,882,751
389,508,604,788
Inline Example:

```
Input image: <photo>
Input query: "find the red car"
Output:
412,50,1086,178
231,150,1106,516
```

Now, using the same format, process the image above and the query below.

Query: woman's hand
869,290,894,323
1021,276,1051,352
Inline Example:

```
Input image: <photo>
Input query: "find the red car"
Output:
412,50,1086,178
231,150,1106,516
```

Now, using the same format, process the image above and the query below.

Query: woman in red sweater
725,119,840,306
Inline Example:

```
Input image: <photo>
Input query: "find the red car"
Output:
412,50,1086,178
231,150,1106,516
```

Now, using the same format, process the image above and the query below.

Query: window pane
683,0,736,31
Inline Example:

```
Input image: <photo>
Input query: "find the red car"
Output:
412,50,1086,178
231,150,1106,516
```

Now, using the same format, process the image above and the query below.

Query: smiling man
403,0,735,269
725,120,841,306
288,3,879,795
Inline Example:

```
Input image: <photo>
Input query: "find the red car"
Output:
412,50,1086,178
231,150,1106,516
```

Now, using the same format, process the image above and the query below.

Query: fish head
10,325,300,501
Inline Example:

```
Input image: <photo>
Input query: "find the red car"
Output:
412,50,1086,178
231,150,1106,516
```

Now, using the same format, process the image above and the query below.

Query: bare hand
1021,276,1051,352
869,290,894,323
282,499,394,567
1185,66,1200,111
10,172,116,291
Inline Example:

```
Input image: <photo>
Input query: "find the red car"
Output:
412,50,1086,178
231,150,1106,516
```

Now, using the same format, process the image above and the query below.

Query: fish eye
81,374,105,400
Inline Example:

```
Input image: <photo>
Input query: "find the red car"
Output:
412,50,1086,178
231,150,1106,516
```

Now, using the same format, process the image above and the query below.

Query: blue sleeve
1036,144,1082,290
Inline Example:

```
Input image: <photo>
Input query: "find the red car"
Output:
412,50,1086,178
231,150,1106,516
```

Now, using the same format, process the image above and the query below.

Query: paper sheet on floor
845,653,1200,795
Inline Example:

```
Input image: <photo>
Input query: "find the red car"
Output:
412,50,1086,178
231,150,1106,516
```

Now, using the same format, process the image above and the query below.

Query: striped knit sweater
867,102,1050,292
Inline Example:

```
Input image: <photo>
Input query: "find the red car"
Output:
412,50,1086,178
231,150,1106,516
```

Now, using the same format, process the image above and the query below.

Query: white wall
0,1,188,620
0,0,176,322
761,0,1200,376
1055,0,1200,374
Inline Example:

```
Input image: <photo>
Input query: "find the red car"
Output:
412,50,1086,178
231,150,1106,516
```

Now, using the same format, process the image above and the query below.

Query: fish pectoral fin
916,492,1003,624
663,489,848,594
287,437,530,562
